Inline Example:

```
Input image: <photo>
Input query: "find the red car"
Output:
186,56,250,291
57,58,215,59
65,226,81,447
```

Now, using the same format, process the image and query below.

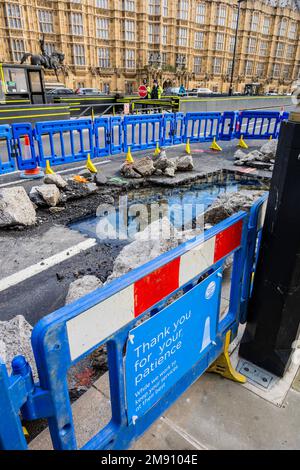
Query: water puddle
70,178,263,243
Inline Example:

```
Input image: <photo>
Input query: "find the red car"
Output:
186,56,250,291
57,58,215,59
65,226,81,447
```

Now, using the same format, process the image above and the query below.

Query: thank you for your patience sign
125,269,222,424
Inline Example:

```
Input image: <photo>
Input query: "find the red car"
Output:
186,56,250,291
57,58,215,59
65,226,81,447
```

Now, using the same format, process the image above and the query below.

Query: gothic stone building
0,0,299,94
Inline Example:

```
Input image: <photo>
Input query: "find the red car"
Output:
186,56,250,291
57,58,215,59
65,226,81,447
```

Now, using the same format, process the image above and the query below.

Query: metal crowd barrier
0,197,269,450
0,111,289,175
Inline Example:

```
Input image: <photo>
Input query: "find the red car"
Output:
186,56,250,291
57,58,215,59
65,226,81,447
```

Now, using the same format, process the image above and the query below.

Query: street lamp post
228,0,245,96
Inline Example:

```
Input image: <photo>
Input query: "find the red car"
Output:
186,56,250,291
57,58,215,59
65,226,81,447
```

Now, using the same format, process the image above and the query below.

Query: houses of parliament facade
0,0,299,94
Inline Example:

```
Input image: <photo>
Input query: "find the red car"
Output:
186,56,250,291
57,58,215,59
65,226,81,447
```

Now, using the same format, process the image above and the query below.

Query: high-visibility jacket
147,86,151,99
158,86,163,99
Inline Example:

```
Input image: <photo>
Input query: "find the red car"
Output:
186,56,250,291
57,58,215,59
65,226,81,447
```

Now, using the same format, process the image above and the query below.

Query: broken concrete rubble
65,275,103,305
44,173,67,189
0,187,36,227
94,172,108,186
205,190,265,225
176,154,194,172
0,315,37,379
133,157,156,177
36,184,61,207
234,140,278,170
120,149,195,180
107,218,181,282
120,162,142,179
63,178,98,200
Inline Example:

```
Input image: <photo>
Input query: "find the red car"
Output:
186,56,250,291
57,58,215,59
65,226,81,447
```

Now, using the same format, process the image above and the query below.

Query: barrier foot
210,137,222,152
86,153,97,173
238,135,249,149
186,138,191,155
45,160,55,175
154,142,160,156
207,331,246,383
22,426,29,439
126,147,134,164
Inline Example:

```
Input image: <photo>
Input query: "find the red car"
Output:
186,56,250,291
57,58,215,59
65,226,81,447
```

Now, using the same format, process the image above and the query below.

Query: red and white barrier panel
67,220,243,360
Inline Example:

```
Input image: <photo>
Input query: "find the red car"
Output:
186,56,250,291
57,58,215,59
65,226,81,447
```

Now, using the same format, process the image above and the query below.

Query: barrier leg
207,331,246,383
185,138,191,155
86,153,97,173
126,146,134,163
210,137,222,152
238,135,249,149
45,160,55,175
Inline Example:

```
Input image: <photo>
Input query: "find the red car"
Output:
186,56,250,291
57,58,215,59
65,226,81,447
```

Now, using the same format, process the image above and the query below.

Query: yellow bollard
126,146,134,164
45,160,55,175
185,138,191,155
210,137,222,152
86,153,97,173
238,135,249,149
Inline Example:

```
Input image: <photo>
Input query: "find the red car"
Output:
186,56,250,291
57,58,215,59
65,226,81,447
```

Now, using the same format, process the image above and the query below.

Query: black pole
240,105,300,377
228,0,243,96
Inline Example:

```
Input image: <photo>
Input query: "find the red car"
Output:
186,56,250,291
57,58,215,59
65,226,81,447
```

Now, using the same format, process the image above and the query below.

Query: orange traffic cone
20,135,44,179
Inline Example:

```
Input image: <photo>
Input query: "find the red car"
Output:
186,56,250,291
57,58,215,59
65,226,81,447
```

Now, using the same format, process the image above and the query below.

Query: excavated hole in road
69,175,267,244
24,172,269,443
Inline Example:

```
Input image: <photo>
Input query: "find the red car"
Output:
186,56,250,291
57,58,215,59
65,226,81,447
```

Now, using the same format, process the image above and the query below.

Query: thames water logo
205,281,216,300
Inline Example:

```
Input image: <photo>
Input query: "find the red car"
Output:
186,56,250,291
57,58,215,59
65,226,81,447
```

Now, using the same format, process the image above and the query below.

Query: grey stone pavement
30,365,300,450
30,272,300,450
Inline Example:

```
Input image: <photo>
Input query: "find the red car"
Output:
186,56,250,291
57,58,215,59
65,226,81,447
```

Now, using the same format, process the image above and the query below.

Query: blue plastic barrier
93,117,110,157
35,119,93,166
0,111,291,176
161,113,176,147
0,210,254,450
11,123,37,171
123,114,163,152
240,194,268,323
184,112,222,143
219,112,236,141
110,116,123,155
0,125,16,174
235,111,283,140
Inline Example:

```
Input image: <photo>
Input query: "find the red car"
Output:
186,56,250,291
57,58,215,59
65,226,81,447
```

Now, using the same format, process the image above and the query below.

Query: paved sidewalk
30,363,300,451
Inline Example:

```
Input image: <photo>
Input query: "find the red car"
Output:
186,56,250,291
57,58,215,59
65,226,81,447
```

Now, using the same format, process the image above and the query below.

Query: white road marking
0,238,97,293
0,160,111,188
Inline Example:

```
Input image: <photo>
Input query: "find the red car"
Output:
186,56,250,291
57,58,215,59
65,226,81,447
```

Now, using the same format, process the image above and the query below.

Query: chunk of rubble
132,157,155,177
62,179,98,200
260,139,278,159
94,172,108,186
153,155,169,172
176,154,194,172
0,315,37,379
38,184,61,207
0,187,36,227
205,190,265,225
44,173,67,189
66,275,103,305
120,163,142,179
107,218,180,282
234,149,247,160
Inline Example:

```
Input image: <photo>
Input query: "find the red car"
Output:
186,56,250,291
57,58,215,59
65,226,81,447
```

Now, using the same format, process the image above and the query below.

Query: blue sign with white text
125,269,222,424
